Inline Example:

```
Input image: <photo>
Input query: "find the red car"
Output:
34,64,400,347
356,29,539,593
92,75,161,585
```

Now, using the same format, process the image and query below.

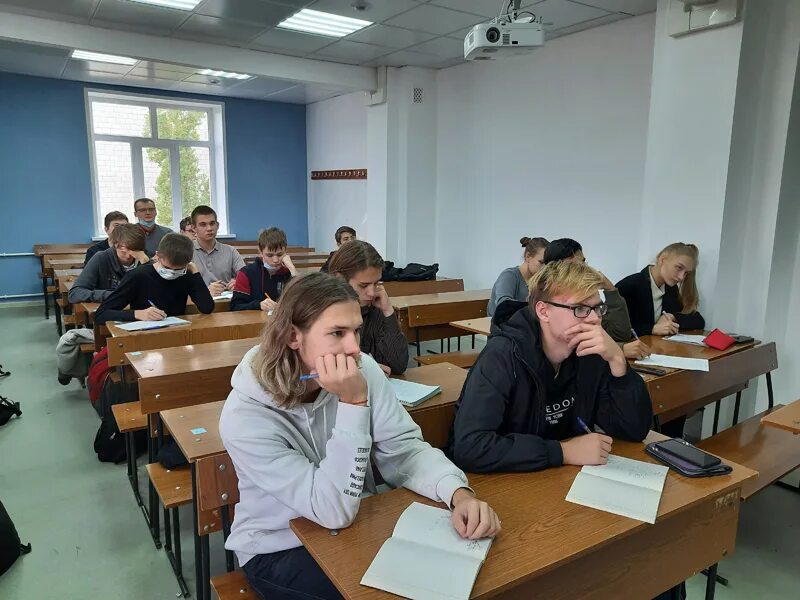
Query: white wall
306,91,369,252
435,14,656,290
637,0,744,322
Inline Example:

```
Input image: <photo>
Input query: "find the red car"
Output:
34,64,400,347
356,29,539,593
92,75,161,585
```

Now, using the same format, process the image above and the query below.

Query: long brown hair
251,272,358,408
328,240,384,281
657,243,700,313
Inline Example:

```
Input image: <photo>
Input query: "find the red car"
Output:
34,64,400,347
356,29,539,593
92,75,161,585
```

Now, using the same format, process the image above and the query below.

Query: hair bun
520,236,531,247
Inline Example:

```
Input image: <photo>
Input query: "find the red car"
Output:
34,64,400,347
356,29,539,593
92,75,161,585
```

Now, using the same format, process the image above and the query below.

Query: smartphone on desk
646,438,730,477
656,438,720,468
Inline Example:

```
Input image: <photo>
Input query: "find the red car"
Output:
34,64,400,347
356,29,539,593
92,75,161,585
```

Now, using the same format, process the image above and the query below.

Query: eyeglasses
543,300,608,318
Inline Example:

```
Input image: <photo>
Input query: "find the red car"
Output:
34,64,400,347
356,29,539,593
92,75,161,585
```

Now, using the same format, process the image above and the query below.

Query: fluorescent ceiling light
71,50,137,65
277,9,372,38
198,69,253,80
127,0,202,9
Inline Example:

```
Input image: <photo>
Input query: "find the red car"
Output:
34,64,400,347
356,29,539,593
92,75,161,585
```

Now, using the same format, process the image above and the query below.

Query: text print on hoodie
220,348,469,566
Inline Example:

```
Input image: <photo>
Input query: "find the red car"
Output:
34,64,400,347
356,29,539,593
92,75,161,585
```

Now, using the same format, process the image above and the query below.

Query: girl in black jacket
616,243,705,337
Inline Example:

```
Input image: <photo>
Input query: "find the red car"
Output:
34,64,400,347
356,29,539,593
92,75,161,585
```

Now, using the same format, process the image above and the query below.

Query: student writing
231,227,297,312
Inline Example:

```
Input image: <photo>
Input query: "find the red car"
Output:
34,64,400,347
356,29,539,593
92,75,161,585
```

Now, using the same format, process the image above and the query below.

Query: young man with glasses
449,260,652,473
133,197,172,257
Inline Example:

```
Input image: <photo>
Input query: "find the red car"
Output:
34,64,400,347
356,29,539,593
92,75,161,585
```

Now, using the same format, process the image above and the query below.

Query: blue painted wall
0,71,307,298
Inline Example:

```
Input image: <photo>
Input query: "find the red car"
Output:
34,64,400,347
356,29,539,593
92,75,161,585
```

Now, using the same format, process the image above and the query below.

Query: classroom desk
47,256,86,270
392,290,491,348
760,399,800,434
635,336,777,424
450,316,491,336
382,277,464,297
129,337,260,414
106,311,268,366
291,431,757,600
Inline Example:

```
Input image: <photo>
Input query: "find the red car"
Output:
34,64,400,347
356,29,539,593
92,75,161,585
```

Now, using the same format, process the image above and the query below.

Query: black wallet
645,438,732,478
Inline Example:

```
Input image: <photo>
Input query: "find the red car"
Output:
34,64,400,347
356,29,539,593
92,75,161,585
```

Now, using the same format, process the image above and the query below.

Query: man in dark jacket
231,227,295,311
449,260,652,474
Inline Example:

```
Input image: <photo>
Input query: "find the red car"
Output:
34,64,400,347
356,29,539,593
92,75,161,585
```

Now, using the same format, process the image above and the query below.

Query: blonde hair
528,260,604,310
251,272,358,408
657,243,699,313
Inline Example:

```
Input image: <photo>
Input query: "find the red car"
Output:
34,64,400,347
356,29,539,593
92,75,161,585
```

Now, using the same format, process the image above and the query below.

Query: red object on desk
704,329,735,351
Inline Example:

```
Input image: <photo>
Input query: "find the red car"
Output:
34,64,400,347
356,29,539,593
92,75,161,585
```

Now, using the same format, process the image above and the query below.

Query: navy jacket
231,258,293,311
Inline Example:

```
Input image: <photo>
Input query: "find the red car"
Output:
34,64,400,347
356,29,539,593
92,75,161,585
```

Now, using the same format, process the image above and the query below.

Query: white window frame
85,89,230,237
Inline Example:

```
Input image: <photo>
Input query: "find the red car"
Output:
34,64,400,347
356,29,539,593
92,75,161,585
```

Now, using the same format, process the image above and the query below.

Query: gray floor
0,304,797,599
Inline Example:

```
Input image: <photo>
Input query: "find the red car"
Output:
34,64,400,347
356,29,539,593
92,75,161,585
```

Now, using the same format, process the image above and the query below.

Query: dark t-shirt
542,353,578,441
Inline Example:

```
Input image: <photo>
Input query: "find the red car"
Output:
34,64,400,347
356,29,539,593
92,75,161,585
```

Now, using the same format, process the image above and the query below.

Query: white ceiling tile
251,27,335,52
428,0,507,18
364,49,452,68
66,58,135,75
310,40,390,62
183,72,247,87
574,0,656,16
224,76,298,95
525,0,611,31
128,65,190,80
384,4,485,36
92,0,187,34
123,73,182,86
0,0,95,21
407,35,463,58
551,11,628,36
61,65,129,83
171,81,229,95
195,0,298,26
306,0,420,23
262,83,343,104
346,24,435,49
135,60,198,74
175,14,267,43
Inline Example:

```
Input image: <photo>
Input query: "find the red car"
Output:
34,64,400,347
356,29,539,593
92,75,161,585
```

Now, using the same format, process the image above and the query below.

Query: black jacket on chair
447,301,653,473
616,266,705,337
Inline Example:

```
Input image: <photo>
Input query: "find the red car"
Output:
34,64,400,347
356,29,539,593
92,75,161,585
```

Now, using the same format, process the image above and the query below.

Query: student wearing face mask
69,224,149,304
328,240,409,375
220,272,500,600
133,197,172,257
231,227,297,312
94,233,213,324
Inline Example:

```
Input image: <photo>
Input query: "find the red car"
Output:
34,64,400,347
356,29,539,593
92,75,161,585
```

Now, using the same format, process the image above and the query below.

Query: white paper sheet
116,316,191,331
635,353,709,372
664,334,707,346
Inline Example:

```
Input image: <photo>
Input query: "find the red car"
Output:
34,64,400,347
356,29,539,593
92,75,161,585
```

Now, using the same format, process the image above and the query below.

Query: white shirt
649,266,665,321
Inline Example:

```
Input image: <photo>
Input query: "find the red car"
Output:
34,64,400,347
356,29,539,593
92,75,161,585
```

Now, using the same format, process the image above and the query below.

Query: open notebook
566,455,669,524
115,316,191,332
361,502,493,600
388,379,442,407
212,290,234,300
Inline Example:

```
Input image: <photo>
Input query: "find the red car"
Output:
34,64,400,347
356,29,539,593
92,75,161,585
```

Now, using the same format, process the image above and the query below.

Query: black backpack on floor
93,376,146,464
0,396,21,427
0,500,31,577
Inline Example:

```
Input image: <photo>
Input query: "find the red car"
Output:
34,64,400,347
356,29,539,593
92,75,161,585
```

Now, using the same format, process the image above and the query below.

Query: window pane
157,108,209,141
180,146,211,217
142,147,173,227
92,102,151,137
95,141,134,229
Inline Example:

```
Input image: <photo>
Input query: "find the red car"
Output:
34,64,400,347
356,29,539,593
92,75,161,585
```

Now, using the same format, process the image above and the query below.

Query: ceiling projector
464,21,544,61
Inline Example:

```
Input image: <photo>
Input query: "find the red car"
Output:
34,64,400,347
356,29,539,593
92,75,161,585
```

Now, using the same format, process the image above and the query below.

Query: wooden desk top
392,289,491,310
35,244,90,256
760,399,800,434
129,337,259,380
382,278,464,297
162,362,467,463
59,278,77,294
450,316,491,336
108,310,266,338
291,431,756,600
54,268,82,279
47,256,86,267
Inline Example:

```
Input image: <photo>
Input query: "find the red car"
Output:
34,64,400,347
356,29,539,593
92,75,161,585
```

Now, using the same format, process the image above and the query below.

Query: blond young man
450,260,652,474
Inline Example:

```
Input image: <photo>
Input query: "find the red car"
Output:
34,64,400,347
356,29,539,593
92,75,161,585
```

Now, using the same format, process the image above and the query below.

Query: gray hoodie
220,348,469,566
68,247,137,304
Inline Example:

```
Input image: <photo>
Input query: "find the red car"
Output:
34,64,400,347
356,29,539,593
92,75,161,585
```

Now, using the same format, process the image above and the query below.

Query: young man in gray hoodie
68,224,148,304
220,273,500,600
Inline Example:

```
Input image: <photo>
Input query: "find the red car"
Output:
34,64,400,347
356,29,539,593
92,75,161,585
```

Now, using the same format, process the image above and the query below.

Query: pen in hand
576,416,592,435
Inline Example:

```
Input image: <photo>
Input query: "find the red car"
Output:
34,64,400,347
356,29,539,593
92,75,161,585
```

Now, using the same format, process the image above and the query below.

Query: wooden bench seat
698,405,800,500
111,401,147,433
145,463,193,509
210,571,258,600
414,351,479,369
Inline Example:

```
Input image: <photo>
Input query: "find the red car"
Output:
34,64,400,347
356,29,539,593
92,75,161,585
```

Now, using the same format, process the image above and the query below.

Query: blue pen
631,328,640,341
576,417,592,434
299,373,319,381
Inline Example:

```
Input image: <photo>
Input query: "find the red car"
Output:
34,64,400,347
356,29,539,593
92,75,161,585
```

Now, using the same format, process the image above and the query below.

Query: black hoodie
448,300,653,473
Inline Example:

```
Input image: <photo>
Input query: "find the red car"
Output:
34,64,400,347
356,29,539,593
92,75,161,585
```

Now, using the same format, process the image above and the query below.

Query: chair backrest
196,453,239,537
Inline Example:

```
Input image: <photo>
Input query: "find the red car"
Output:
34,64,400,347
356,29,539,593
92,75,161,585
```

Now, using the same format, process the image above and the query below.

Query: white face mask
157,266,186,280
